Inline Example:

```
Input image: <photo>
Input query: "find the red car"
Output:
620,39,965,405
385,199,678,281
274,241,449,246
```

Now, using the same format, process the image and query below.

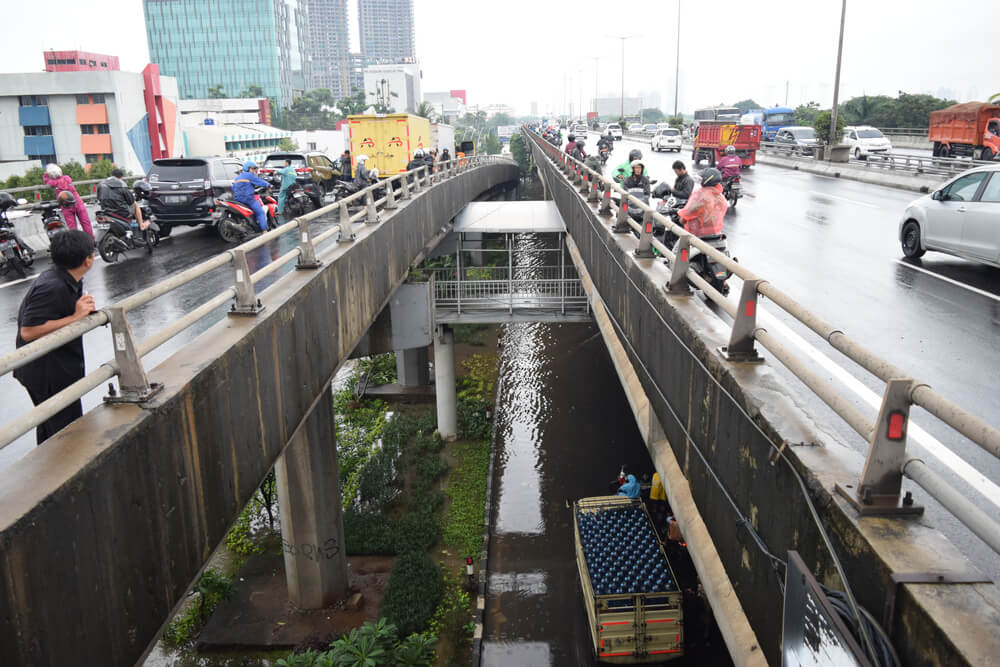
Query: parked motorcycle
215,186,279,243
32,201,68,239
686,234,733,296
266,175,314,218
95,181,160,263
0,192,33,278
722,175,742,209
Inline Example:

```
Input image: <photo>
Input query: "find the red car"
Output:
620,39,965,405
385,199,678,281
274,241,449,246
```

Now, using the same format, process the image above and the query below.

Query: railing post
664,235,692,295
337,201,354,243
634,209,655,258
598,185,612,216
612,194,631,233
579,170,590,194
399,173,411,199
364,188,380,224
719,279,762,361
383,178,398,210
295,217,322,269
835,378,924,516
103,306,163,404
423,167,432,188
229,248,264,315
588,178,601,203
412,168,424,193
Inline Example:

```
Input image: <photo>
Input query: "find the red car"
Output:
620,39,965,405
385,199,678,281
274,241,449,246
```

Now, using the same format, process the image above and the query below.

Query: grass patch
162,569,235,647
441,439,491,558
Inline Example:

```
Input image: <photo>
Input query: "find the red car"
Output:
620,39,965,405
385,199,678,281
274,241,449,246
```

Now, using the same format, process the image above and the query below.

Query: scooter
215,186,279,243
722,175,742,209
95,206,160,264
0,193,33,279
598,145,610,165
266,175,314,218
32,201,69,239
686,234,733,296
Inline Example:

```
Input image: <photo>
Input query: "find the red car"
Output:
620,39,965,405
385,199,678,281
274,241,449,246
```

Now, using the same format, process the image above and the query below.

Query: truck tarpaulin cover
930,102,1000,124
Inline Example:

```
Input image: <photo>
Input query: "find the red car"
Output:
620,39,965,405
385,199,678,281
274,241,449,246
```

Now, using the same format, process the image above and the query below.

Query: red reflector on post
887,412,906,440
680,249,688,262
744,300,755,318
645,222,652,234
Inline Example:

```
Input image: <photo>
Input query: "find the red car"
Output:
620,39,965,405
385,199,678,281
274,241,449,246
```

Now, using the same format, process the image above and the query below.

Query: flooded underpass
482,236,734,666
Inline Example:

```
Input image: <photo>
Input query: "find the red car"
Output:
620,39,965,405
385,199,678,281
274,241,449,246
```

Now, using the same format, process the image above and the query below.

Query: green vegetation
2,159,117,195
277,619,436,667
162,569,235,647
837,92,956,129
382,553,446,637
812,110,847,145
441,438,491,556
510,133,531,175
731,99,761,114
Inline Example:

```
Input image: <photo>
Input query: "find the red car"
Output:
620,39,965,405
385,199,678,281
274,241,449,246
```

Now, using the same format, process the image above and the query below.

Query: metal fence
758,141,992,177
526,128,1000,556
0,155,512,450
431,266,588,316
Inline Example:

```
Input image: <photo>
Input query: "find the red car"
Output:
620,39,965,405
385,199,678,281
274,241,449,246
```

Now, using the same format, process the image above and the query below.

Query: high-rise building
358,0,415,63
307,0,350,99
143,0,311,109
43,51,120,73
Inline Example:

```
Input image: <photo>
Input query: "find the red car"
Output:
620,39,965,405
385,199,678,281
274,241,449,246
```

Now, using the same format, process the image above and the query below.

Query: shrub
457,397,492,441
343,509,396,555
441,439,491,556
381,552,444,637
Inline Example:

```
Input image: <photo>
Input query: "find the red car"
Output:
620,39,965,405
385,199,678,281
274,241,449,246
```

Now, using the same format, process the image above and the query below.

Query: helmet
413,149,424,158
243,160,257,171
725,145,736,155
567,134,576,142
57,191,75,206
0,192,16,211
628,148,643,162
356,154,369,163
369,167,379,179
133,180,152,199
629,159,645,173
700,168,722,187
575,139,585,148
45,163,63,179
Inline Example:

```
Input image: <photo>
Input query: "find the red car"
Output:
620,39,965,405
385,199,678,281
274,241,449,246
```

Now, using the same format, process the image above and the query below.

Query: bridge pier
396,347,430,386
433,325,457,440
274,383,349,608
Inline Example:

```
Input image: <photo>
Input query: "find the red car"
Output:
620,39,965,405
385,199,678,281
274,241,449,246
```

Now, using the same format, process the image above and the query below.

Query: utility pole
592,57,599,114
674,0,681,118
828,0,847,159
785,80,789,107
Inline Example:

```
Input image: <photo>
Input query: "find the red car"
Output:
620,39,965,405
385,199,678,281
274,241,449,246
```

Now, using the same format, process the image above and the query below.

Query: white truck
431,122,456,156
573,496,684,663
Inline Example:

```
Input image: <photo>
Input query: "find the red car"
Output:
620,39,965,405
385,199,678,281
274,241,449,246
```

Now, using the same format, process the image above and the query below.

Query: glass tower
358,0,415,64
144,0,310,108
307,0,350,99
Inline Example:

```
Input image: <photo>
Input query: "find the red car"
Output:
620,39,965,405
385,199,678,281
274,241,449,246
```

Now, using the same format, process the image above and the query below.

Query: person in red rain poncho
43,164,94,237
677,168,727,238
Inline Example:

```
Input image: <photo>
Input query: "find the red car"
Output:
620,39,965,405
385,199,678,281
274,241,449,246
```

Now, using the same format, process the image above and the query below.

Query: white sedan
899,165,1000,267
651,128,682,152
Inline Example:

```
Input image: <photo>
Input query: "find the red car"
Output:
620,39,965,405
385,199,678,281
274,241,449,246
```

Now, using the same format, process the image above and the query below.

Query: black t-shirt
13,268,85,392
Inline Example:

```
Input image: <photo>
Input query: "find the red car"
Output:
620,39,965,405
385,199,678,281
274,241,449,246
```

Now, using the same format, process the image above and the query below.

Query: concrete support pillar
275,383,348,608
433,325,457,440
465,231,485,266
395,346,430,386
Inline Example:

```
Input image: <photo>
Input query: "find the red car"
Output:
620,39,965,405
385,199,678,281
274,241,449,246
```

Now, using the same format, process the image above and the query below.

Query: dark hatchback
145,157,243,235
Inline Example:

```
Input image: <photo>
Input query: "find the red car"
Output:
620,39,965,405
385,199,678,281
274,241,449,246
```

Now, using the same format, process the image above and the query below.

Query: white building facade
362,61,421,113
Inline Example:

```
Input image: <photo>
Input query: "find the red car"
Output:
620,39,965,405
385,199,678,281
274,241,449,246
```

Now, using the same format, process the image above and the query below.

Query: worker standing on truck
617,474,641,499
649,472,668,526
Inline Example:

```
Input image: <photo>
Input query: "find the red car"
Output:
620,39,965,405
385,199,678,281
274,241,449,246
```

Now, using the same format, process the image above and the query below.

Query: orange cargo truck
929,102,1000,161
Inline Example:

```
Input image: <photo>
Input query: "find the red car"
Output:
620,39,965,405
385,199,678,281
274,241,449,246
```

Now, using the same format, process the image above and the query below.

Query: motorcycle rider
677,168,727,238
571,139,587,161
406,149,426,173
717,145,742,182
597,131,613,152
564,133,577,154
43,164,93,237
354,154,372,187
440,148,451,164
232,161,270,233
613,149,643,183
622,159,651,195
97,168,148,231
276,158,297,219
672,160,694,202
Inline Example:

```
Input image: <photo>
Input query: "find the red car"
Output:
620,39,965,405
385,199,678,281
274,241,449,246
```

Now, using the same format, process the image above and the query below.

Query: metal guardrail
758,141,993,177
878,128,930,137
526,128,1000,556
0,154,511,450
431,265,588,315
5,176,145,205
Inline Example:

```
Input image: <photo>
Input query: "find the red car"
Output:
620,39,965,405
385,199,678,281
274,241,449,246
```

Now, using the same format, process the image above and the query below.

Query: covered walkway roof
452,201,566,234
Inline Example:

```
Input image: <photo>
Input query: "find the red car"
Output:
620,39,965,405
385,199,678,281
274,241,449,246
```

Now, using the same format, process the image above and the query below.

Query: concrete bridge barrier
0,160,519,666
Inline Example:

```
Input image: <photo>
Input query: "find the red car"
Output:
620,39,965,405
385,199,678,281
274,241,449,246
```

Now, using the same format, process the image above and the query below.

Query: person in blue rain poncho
617,474,641,499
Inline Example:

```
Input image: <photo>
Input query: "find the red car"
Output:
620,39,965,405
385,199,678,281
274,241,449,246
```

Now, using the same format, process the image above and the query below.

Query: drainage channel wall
0,162,520,667
529,140,1000,666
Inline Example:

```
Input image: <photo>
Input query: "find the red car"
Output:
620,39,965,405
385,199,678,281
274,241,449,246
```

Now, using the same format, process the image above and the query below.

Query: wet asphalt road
589,133,1000,582
0,214,341,469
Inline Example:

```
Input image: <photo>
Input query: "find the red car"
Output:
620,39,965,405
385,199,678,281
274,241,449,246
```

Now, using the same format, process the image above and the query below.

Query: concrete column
395,347,430,386
275,383,348,608
465,231,485,266
433,325,457,440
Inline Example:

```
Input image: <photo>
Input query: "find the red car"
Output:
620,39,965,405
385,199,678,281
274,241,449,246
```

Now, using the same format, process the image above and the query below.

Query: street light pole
828,0,847,159
674,0,681,118
592,57,599,114
607,35,637,121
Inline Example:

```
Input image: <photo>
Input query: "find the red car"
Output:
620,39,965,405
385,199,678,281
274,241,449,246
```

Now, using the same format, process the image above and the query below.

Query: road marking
893,259,1000,303
0,274,38,290
806,190,881,209
756,306,1000,512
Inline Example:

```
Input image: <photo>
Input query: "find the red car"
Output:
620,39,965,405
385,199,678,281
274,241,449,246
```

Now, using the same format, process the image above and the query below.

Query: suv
146,157,243,235
842,125,892,160
607,123,623,140
261,152,342,207
652,127,682,152
773,126,820,155
572,124,589,137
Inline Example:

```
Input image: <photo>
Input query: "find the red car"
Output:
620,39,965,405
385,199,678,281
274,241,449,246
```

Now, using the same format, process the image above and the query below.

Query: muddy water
482,234,732,665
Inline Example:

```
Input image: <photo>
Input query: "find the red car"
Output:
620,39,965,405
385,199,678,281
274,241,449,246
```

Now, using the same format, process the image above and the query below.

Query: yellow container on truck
574,496,684,663
346,114,432,177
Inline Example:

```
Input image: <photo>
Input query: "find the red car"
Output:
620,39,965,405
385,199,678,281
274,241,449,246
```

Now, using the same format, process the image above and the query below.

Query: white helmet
629,159,646,172
369,167,379,179
45,163,62,179
356,154,369,163
413,149,424,158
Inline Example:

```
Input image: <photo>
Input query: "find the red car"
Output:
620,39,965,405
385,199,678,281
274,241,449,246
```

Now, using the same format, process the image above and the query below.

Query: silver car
899,165,1000,267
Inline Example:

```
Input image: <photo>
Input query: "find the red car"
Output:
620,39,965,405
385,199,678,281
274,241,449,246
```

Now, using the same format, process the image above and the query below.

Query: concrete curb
470,367,503,666
755,151,945,193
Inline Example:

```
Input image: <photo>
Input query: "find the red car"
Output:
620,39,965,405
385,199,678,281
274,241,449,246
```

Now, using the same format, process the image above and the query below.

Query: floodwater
482,233,732,665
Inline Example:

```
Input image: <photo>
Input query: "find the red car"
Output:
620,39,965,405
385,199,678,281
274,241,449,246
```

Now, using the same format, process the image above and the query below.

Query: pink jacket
44,173,83,205
717,154,742,179
678,184,727,237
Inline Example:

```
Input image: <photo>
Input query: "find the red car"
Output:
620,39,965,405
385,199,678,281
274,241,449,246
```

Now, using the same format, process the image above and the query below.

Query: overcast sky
2,0,995,116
